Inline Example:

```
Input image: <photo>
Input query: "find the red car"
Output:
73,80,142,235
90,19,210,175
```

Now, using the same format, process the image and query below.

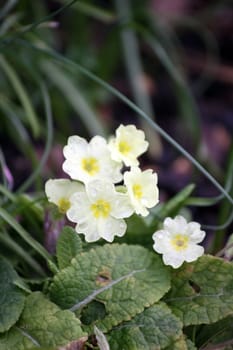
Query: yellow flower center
171,234,189,251
58,198,71,213
81,157,99,176
118,140,131,154
132,184,143,199
91,199,111,218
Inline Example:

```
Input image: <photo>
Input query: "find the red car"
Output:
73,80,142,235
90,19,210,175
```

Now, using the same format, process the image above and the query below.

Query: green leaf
0,328,39,350
164,336,196,350
50,244,171,332
0,257,26,333
56,226,83,270
186,339,197,350
108,302,182,350
0,292,87,349
165,255,233,326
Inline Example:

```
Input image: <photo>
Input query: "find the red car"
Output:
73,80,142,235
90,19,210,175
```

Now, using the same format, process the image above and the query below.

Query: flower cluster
45,124,159,243
45,124,205,269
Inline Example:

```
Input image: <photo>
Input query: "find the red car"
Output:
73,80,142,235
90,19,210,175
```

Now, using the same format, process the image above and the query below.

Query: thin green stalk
16,83,53,193
0,207,51,263
203,210,233,231
14,41,233,206
186,148,233,207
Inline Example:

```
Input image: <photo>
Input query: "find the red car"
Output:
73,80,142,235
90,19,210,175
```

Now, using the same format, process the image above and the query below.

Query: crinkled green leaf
56,226,83,270
186,339,197,350
0,292,87,349
165,255,233,326
50,244,171,331
0,256,26,333
108,302,182,350
0,327,39,350
165,336,196,350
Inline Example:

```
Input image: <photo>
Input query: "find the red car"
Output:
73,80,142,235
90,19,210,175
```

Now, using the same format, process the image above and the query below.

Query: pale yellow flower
67,179,134,242
45,179,84,213
124,167,159,216
108,124,149,166
63,135,122,184
152,216,205,268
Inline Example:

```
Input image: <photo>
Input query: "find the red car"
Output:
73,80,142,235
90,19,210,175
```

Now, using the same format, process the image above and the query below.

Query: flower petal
75,221,100,242
98,217,126,242
162,253,184,269
111,193,134,218
67,192,90,222
182,245,204,262
86,179,115,202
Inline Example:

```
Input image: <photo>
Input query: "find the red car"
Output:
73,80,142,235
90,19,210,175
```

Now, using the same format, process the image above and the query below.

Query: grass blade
0,55,40,137
0,230,45,276
0,207,51,263
41,60,106,136
58,0,115,23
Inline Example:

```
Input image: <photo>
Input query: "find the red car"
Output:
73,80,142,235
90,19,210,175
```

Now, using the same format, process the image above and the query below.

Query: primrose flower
124,167,159,216
67,179,134,242
108,124,149,167
152,215,205,269
63,135,122,184
45,179,84,214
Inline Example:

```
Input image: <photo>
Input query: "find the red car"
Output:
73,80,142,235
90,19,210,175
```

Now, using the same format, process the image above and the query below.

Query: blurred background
0,0,232,253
